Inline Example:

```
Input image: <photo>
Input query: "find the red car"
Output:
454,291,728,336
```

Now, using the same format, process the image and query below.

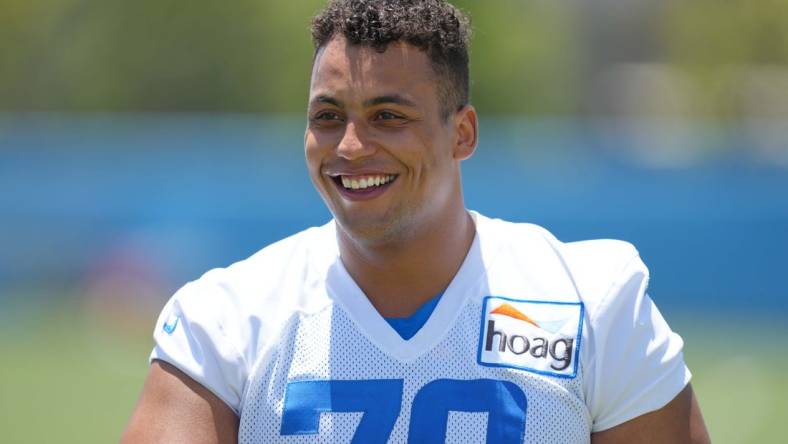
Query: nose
337,120,375,160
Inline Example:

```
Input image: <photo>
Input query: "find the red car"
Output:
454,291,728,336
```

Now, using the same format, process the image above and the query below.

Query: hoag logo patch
477,297,584,378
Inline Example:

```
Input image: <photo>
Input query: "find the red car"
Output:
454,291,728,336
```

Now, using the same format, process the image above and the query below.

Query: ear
452,104,478,160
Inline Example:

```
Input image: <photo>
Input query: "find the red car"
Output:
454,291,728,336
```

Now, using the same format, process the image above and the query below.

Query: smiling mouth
335,174,396,189
330,173,398,197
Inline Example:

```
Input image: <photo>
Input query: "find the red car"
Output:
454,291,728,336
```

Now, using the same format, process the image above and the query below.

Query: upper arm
577,250,695,431
590,383,710,444
121,360,239,444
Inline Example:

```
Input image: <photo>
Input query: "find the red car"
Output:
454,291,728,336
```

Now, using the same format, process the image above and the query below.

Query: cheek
305,129,343,160
383,130,433,163
412,132,453,170
304,133,327,173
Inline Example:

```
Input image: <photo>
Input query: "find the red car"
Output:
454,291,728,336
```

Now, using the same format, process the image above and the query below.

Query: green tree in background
1,0,786,117
0,0,578,114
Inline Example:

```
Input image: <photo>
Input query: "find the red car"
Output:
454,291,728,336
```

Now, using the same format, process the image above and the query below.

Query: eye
309,110,345,128
375,111,404,121
313,110,343,121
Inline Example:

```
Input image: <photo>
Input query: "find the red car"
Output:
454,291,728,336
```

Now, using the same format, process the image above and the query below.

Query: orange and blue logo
478,297,584,378
489,303,571,334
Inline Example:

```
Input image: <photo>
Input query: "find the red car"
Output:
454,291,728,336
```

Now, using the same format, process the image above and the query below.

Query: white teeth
339,174,395,190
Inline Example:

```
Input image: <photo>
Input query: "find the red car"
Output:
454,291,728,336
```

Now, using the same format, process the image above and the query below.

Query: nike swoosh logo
163,316,179,335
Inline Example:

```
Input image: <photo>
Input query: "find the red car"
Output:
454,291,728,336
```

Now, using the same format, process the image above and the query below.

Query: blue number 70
281,378,527,443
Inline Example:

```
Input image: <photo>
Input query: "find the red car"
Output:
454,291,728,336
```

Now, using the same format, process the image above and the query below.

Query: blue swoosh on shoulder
163,316,179,335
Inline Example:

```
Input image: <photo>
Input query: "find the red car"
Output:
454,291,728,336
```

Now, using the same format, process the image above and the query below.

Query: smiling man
123,1,710,443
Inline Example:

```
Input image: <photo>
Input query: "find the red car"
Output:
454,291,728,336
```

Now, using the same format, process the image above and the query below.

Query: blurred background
1,0,786,442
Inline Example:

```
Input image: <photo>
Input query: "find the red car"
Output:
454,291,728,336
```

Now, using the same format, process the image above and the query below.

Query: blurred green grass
0,305,785,443
0,304,151,443
675,315,788,444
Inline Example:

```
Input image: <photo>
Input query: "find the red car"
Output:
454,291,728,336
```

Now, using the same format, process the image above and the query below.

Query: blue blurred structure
1,113,786,317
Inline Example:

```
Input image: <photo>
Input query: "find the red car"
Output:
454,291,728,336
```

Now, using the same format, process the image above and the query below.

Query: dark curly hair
311,0,472,119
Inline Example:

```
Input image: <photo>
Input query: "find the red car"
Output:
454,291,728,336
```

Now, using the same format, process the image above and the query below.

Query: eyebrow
311,95,342,108
309,94,417,109
363,94,417,108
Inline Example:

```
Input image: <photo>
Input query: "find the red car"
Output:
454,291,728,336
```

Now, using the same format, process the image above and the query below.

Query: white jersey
151,212,690,443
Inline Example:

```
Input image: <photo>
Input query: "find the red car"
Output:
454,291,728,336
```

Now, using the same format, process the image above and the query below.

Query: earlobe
453,105,478,160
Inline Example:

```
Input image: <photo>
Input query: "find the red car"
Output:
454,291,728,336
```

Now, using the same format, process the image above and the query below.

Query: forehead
310,37,437,104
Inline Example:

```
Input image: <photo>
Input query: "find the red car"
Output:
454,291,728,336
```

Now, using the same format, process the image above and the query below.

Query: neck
337,206,475,318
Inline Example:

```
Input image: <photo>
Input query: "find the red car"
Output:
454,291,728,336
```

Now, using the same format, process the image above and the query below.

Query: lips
338,174,396,190
329,173,398,200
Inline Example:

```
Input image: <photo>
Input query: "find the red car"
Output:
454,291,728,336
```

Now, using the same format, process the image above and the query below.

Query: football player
123,1,710,442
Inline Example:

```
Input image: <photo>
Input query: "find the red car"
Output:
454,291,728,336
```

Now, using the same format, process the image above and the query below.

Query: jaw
323,178,413,247
315,164,467,249
334,207,414,251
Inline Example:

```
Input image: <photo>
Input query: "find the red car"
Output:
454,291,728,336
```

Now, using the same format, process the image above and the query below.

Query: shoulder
474,212,646,311
183,220,337,314
150,221,339,411
559,238,645,303
475,213,689,431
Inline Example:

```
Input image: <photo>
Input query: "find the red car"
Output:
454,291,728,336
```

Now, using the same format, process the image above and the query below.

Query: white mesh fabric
238,300,591,443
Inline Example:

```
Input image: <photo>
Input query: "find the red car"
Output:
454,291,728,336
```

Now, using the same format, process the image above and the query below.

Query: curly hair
311,0,472,119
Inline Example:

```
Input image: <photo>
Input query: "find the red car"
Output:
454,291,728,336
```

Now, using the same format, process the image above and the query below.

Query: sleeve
149,279,248,415
584,254,692,432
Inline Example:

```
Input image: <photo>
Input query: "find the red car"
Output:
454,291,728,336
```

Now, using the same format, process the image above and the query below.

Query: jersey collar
325,211,503,361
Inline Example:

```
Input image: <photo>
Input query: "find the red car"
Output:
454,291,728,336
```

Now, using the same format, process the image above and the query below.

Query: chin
335,212,412,247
